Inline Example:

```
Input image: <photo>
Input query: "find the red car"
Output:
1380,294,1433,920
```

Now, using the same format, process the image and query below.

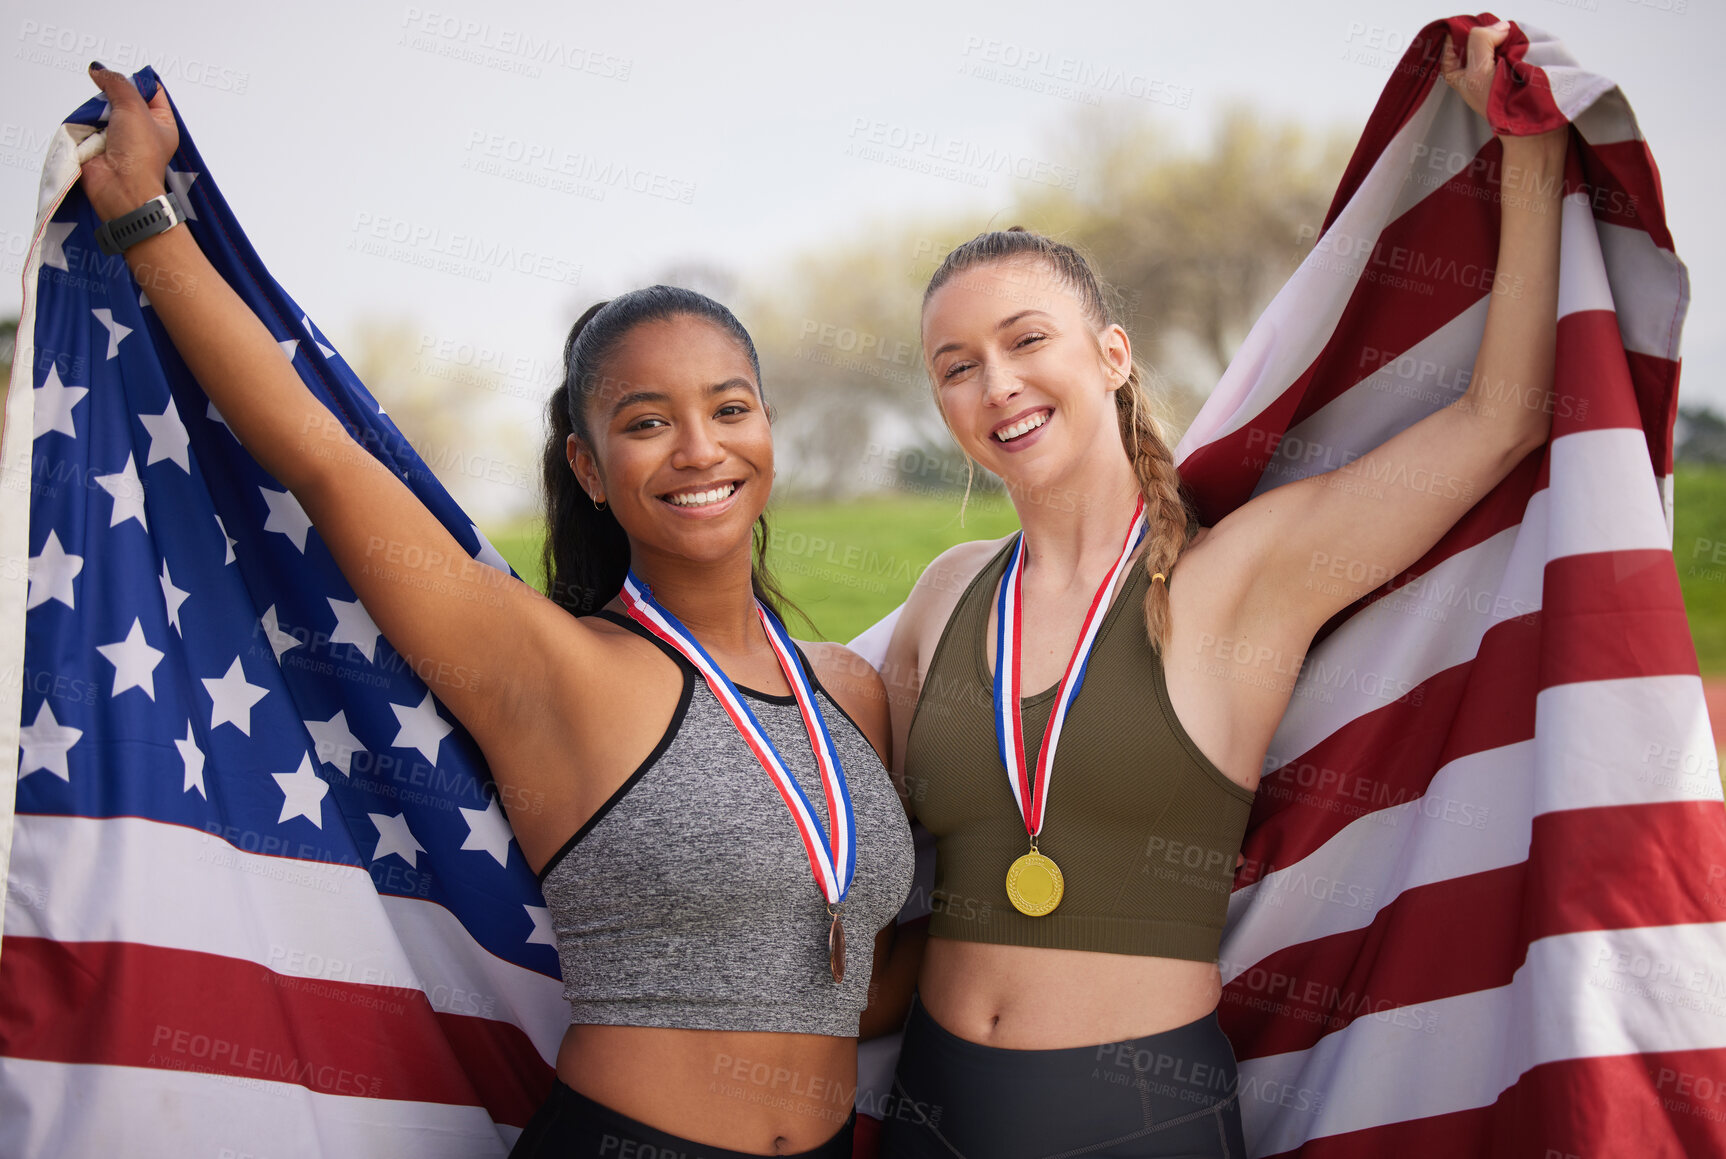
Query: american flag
1178,16,1722,1158
1,68,562,1156
848,16,1726,1158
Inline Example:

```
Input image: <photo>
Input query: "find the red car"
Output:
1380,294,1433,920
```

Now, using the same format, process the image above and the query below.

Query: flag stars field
96,618,165,700
159,561,189,633
260,486,313,552
91,307,132,360
139,396,191,472
32,365,86,441
95,453,148,530
306,709,365,777
214,513,237,564
202,657,268,735
18,702,81,782
38,219,75,271
458,796,515,868
176,722,206,797
27,530,82,611
369,812,426,867
163,168,199,218
258,605,301,660
327,596,381,662
523,905,555,948
272,753,328,828
390,690,452,764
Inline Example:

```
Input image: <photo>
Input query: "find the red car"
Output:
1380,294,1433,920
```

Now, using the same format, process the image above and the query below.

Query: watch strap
94,191,188,256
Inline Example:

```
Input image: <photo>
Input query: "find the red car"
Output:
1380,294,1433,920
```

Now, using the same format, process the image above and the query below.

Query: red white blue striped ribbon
620,571,856,905
994,497,1147,836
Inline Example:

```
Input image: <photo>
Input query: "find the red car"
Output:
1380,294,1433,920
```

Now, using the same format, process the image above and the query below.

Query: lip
989,407,1053,454
656,478,744,518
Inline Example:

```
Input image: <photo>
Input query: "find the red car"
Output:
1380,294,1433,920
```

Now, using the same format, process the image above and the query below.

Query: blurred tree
745,105,1353,498
342,318,543,527
1,314,16,403
1677,404,1726,466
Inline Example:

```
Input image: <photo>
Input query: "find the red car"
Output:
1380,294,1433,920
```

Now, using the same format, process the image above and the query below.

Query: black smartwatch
94,190,189,255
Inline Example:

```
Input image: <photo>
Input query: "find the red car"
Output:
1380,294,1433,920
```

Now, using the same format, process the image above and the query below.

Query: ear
567,432,604,504
1100,323,1132,391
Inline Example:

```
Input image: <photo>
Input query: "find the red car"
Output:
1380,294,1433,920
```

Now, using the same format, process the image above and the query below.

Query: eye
940,361,974,382
625,416,667,432
1014,332,1047,349
716,401,751,418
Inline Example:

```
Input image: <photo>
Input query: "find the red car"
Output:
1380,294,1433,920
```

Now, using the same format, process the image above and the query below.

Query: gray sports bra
536,610,914,1036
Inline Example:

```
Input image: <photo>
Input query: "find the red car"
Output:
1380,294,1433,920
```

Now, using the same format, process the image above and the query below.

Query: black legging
879,993,1247,1159
510,1078,855,1159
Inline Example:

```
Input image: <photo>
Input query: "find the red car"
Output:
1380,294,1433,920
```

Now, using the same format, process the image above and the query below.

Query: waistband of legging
546,1078,856,1159
904,990,1235,1074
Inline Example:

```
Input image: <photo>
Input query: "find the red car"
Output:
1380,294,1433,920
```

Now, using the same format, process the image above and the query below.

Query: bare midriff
918,936,1222,1049
556,1023,855,1153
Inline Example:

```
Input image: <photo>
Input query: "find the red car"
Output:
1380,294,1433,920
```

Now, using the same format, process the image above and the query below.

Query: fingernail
88,60,106,72
1492,19,1510,29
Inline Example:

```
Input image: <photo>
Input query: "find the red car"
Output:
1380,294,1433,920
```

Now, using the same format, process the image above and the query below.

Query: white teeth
666,483,737,507
995,412,1049,442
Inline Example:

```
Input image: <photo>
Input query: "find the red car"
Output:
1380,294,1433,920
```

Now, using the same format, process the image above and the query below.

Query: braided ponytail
924,229,1198,650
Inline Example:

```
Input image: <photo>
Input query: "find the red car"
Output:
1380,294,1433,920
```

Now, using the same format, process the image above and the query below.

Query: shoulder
900,534,1013,636
801,641,891,762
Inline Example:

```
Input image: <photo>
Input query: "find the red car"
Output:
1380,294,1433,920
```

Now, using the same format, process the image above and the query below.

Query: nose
978,361,1021,409
670,415,726,471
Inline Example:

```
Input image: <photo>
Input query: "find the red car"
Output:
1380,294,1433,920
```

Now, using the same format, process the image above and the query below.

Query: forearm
1458,131,1569,450
113,214,370,494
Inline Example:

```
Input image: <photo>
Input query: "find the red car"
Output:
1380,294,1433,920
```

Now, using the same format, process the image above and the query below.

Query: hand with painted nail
80,63,179,221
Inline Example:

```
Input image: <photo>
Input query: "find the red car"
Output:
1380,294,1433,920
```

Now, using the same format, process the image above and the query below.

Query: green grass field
1676,464,1726,676
487,464,1726,667
487,491,1022,643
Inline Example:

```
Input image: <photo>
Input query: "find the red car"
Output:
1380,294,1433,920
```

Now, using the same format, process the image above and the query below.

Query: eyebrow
929,310,1054,361
609,377,756,418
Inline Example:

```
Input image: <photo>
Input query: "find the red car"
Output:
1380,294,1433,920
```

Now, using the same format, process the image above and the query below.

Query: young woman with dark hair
81,66,915,1159
879,24,1563,1157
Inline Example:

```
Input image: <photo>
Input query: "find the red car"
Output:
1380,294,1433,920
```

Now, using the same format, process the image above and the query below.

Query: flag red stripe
1243,549,1692,881
1253,1047,1726,1159
1583,138,1676,250
0,937,552,1127
1295,154,1504,427
1224,800,1726,1060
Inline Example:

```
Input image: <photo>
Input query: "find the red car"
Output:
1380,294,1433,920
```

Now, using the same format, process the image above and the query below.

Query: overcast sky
5,0,1721,435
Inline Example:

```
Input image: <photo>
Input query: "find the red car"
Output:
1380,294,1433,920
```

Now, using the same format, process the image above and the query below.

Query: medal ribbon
994,497,1147,837
621,571,856,905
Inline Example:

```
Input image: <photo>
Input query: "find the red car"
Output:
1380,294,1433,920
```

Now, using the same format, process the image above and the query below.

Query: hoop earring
593,495,607,511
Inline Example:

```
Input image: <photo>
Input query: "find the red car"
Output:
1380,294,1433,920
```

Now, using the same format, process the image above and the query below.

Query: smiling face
567,314,772,568
922,256,1132,493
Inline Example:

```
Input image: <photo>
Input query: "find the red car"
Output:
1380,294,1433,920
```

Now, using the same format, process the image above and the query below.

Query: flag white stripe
1225,673,1721,978
1174,84,1450,456
1240,922,1726,1154
1598,218,1690,360
0,1058,518,1159
4,814,567,1060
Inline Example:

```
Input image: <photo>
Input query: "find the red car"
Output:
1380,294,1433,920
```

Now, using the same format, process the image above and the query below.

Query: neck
1012,451,1145,588
625,541,764,654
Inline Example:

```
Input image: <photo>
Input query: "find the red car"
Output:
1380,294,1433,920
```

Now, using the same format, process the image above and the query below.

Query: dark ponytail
539,286,803,625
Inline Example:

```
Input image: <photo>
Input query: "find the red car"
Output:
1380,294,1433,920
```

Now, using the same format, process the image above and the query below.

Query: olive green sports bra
903,538,1255,961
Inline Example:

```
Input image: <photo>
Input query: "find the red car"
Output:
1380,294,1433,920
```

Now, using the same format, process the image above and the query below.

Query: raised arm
1210,23,1565,635
81,66,594,758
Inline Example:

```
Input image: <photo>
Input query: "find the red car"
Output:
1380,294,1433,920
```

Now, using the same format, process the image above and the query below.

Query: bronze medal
1006,847,1065,917
828,910,847,984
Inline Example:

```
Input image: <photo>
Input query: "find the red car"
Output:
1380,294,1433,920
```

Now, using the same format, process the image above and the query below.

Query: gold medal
1006,846,1065,916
